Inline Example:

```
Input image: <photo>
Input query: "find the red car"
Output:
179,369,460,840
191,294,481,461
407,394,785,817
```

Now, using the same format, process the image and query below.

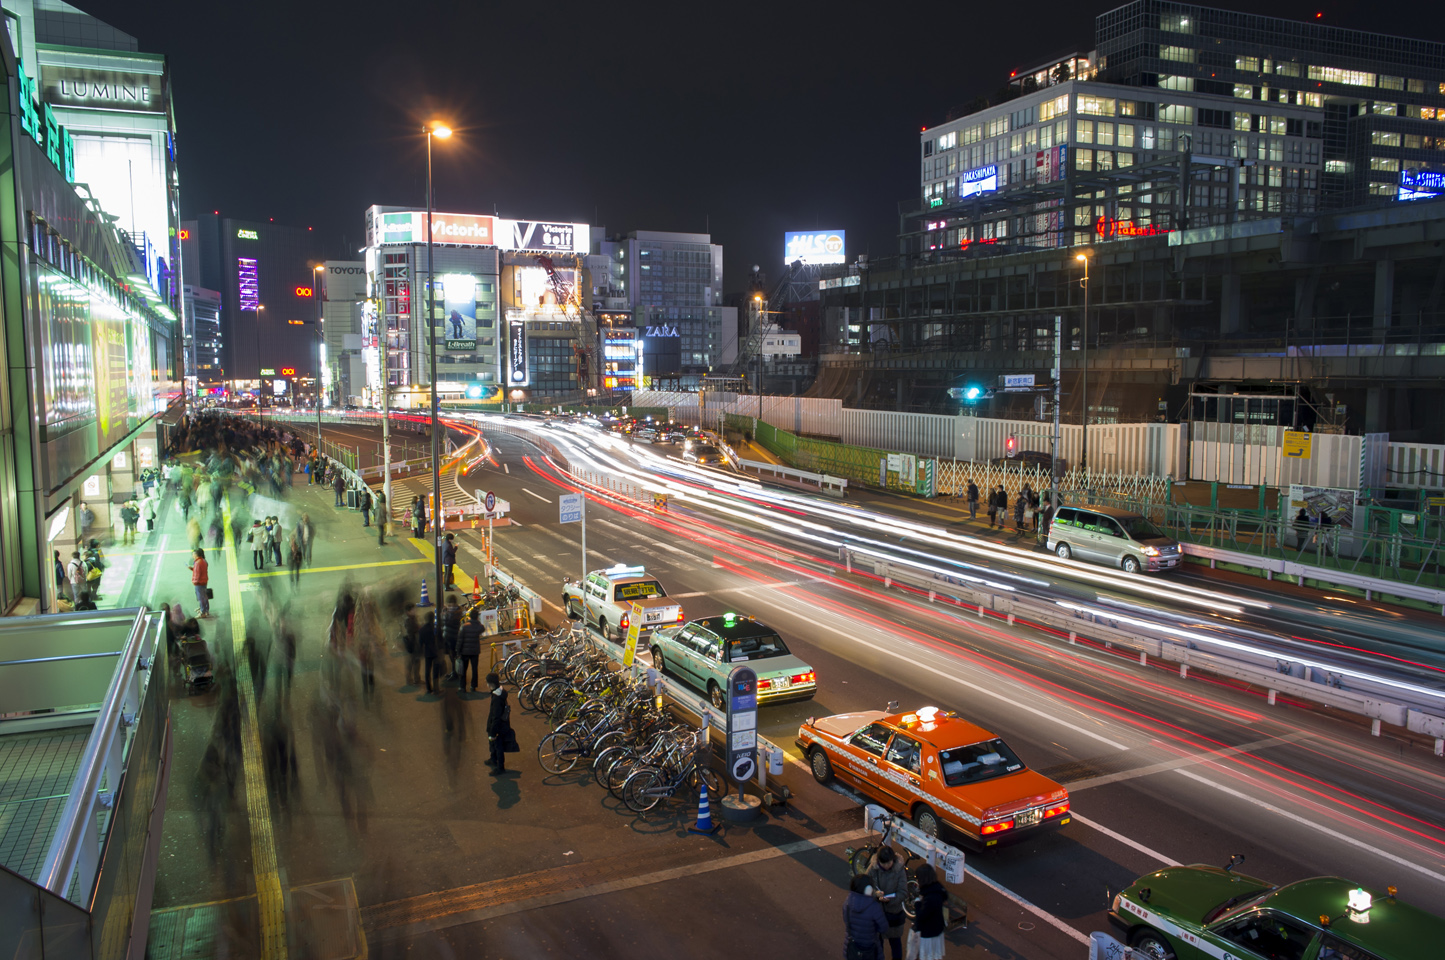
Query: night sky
76,1,1445,293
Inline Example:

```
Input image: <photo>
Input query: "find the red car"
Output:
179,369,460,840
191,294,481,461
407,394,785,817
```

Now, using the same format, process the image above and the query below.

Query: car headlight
1111,893,1122,913
1142,546,1160,556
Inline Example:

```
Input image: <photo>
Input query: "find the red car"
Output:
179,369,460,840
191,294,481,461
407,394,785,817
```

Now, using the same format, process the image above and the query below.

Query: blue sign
783,230,846,265
1399,168,1445,201
558,493,583,524
961,164,998,199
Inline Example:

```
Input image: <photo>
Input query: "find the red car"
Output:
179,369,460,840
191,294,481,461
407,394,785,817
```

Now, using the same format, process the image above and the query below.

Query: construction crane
534,254,602,398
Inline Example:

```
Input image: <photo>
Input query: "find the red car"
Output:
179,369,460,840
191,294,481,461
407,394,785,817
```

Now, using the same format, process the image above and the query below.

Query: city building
0,23,179,613
9,0,184,324
182,284,222,390
911,0,1445,259
362,207,599,404
815,2,1445,441
185,213,324,402
320,261,366,405
594,230,736,390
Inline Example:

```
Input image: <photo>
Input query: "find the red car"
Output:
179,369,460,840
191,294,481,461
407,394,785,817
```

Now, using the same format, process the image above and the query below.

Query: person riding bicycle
867,845,909,960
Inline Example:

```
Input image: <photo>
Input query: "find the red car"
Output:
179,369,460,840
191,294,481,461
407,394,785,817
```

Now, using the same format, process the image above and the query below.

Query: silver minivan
1046,505,1183,573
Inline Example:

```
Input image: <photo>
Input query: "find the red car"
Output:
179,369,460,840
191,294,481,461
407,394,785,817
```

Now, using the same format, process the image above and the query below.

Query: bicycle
845,811,923,918
620,734,728,813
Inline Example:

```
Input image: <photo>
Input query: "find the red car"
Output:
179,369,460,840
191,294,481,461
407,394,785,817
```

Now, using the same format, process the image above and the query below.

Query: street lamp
425,120,453,599
1075,251,1091,474
254,304,266,424
314,264,325,442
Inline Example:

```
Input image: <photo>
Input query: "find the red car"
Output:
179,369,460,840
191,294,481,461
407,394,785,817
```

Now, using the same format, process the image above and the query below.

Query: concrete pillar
1220,273,1242,336
1365,387,1387,435
1374,259,1395,329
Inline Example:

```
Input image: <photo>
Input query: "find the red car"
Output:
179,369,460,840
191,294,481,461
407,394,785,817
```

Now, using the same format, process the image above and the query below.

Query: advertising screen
501,220,589,253
238,257,259,311
783,230,846,265
961,164,999,199
514,265,578,310
1399,168,1445,201
441,274,477,351
507,316,529,385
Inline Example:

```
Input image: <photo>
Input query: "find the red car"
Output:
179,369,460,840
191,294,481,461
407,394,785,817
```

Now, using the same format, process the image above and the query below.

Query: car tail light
980,819,1015,836
758,678,772,689
793,671,815,684
1043,801,1070,818
676,609,685,622
620,614,630,630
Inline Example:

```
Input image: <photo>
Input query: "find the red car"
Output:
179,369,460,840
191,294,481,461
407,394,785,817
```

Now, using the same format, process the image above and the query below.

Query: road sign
485,490,497,512
623,602,644,667
1283,431,1313,459
1002,373,1035,389
559,493,583,524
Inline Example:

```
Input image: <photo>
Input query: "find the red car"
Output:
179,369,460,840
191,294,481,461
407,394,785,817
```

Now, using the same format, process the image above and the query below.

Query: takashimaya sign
44,69,160,112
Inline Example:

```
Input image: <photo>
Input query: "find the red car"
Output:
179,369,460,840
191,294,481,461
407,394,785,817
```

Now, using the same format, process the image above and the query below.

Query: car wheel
913,804,941,838
809,747,834,784
565,597,581,620
1055,543,1072,560
708,681,725,710
1122,555,1142,574
651,646,666,674
598,618,610,642
1129,928,1177,960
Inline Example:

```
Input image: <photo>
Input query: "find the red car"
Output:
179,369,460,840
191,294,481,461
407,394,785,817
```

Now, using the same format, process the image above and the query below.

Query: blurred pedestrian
333,473,346,507
966,480,979,520
440,679,466,786
844,873,888,960
908,863,949,959
120,499,140,545
360,487,372,527
985,486,998,528
1012,492,1025,532
265,516,282,566
298,513,315,564
247,520,266,569
411,496,426,540
458,608,483,692
142,495,158,532
401,603,421,686
288,535,303,587
190,548,211,617
419,610,440,694
441,595,462,681
485,672,515,774
442,533,458,587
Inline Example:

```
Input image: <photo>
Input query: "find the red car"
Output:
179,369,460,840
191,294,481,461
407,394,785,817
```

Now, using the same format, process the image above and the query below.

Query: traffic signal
1005,434,1019,457
947,383,988,403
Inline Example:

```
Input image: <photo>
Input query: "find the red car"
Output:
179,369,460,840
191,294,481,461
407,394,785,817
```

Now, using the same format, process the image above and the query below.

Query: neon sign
238,258,259,311
178,228,190,240
960,164,998,199
17,60,75,182
237,229,259,240
1095,217,1168,238
280,367,296,376
295,286,313,297
1399,168,1444,201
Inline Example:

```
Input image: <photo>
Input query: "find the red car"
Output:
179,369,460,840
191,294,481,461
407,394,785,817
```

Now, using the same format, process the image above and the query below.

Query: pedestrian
995,486,1008,531
441,594,462,680
360,487,372,527
419,610,440,694
288,535,303,587
142,495,158,532
376,490,387,546
966,480,979,520
65,550,86,604
485,672,515,774
78,500,95,536
1294,507,1311,551
53,549,67,598
190,547,211,617
401,603,421,686
263,516,280,566
442,533,458,587
440,675,466,786
179,483,192,520
73,590,98,611
843,873,888,960
985,486,998,528
120,499,139,545
247,520,266,570
83,540,106,600
1013,491,1025,532
907,863,949,960
868,846,909,960
333,473,346,507
298,513,314,564
458,608,483,692
411,496,426,540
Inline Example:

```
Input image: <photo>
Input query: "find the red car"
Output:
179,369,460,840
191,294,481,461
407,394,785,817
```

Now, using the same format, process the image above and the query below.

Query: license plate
1164,560,1177,567
772,676,791,689
646,612,662,621
1015,807,1042,827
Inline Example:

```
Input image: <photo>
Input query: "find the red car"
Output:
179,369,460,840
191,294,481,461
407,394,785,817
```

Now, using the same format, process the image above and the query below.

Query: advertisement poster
507,316,528,385
1287,484,1355,528
92,305,130,448
783,230,846,265
442,274,477,351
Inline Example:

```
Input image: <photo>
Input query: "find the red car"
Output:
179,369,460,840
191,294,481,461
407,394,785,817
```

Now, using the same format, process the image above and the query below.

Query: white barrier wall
1187,423,1370,489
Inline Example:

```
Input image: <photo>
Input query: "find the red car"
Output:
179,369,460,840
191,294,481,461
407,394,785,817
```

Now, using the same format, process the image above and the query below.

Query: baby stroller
180,638,214,694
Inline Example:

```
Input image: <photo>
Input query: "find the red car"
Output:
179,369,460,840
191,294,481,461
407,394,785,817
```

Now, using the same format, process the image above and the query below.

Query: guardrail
1184,543,1445,611
844,546,1445,753
737,458,848,497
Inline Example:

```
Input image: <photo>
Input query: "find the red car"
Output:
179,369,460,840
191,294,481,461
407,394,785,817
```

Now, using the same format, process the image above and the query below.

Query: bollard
1068,631,1076,644
1370,718,1381,737
1180,664,1189,679
1267,689,1277,705
1139,652,1147,666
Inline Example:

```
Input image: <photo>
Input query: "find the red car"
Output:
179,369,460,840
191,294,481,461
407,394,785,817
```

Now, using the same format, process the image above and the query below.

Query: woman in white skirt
907,863,948,959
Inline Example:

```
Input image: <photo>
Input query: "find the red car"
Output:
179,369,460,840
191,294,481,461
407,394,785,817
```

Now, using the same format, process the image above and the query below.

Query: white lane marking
1070,813,1177,866
522,488,551,503
504,463,510,474
965,865,1091,945
736,585,1131,752
1173,767,1445,884
147,532,169,602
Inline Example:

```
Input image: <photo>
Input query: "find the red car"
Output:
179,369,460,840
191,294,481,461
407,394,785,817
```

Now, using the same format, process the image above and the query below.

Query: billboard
784,230,846,265
961,164,999,199
238,257,259,311
513,265,578,309
372,210,497,246
501,220,589,253
441,274,477,351
1399,168,1445,202
322,261,367,301
507,317,528,385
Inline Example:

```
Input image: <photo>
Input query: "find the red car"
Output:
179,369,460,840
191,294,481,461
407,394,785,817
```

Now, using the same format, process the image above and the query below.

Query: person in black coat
418,612,440,694
457,609,484,692
485,672,513,774
843,873,888,960
910,863,949,959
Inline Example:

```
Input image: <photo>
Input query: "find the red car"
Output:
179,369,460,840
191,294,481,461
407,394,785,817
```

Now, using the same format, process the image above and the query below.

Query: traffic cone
687,781,719,835
471,574,482,601
418,578,432,607
514,605,525,633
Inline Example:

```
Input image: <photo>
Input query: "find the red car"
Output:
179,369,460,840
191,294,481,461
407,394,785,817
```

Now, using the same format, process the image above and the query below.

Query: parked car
650,613,816,709
1110,858,1444,960
561,564,683,642
1046,504,1182,573
797,705,1069,847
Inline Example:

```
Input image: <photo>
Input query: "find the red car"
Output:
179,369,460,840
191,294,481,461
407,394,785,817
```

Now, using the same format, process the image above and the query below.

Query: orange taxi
797,706,1070,847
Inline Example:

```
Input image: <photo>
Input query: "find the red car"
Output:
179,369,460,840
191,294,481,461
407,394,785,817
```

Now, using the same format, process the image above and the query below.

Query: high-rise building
320,262,367,405
912,1,1445,256
183,284,222,389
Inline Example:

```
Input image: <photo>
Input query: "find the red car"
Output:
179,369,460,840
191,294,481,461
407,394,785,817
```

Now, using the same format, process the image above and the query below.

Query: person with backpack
66,550,86,605
83,540,106,600
842,873,888,960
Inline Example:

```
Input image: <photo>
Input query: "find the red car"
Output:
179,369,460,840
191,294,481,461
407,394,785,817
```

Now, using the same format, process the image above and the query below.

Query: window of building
1408,79,1425,93
1235,56,1260,72
1372,131,1402,147
1076,120,1093,144
937,131,957,150
1078,95,1116,117
1117,123,1135,148
962,124,983,144
1370,182,1397,196
1303,92,1322,108
1324,159,1349,174
1376,102,1397,116
1233,84,1254,99
1405,134,1423,150
1161,12,1193,33
1269,116,1287,136
1159,104,1194,125
1160,45,1195,62
1055,120,1070,144
1160,75,1194,92
1234,112,1252,132
1274,61,1301,78
1096,122,1114,146
1370,157,1400,172
1308,65,1375,87
1039,95,1070,122
1379,75,1404,91
987,116,1009,138
1075,148,1094,171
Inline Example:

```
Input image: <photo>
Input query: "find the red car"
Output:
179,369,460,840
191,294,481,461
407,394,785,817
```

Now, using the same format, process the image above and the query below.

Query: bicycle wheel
500,651,532,685
516,676,543,712
592,745,631,789
538,732,581,774
536,680,569,714
695,765,729,800
591,729,627,756
850,846,875,876
902,879,920,919
622,768,666,813
549,694,581,727
606,755,642,798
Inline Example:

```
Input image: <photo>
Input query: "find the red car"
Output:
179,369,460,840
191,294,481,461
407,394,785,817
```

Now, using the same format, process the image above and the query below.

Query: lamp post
314,263,325,443
425,121,453,598
253,304,266,425
1075,252,1090,474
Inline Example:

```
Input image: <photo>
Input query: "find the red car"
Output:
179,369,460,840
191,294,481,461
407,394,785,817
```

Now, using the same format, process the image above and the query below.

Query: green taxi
1109,858,1445,960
